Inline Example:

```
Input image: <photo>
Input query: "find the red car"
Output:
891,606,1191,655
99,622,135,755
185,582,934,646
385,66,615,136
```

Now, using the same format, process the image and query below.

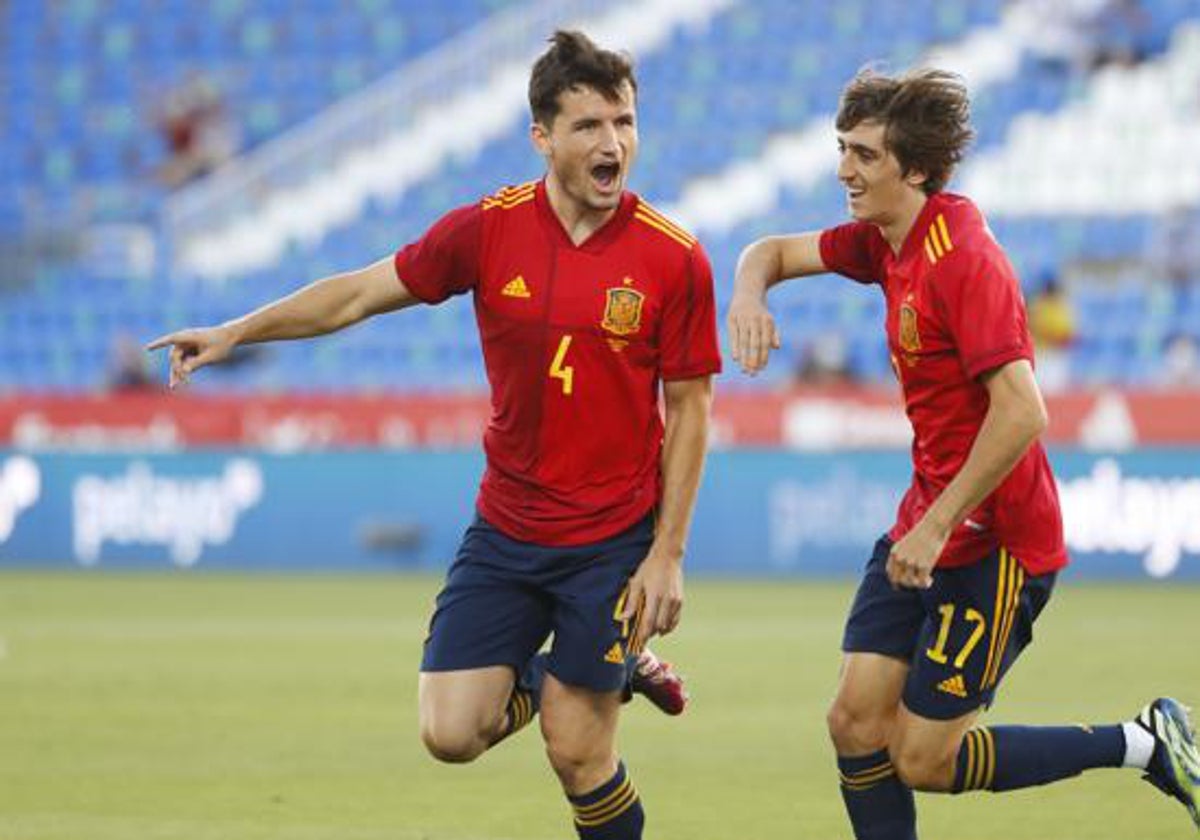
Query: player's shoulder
480,180,539,212
919,192,1004,269
629,196,700,255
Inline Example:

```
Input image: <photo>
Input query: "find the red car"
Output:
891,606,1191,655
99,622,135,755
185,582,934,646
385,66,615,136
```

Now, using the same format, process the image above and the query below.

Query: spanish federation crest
602,287,645,336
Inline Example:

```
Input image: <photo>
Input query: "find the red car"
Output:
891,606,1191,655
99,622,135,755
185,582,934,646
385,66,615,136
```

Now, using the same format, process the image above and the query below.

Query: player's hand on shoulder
145,324,238,389
727,294,781,376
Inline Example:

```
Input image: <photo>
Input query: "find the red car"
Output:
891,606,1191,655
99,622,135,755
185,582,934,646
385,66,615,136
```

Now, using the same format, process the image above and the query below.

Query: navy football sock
491,653,547,745
953,725,1125,792
838,749,917,840
568,761,644,839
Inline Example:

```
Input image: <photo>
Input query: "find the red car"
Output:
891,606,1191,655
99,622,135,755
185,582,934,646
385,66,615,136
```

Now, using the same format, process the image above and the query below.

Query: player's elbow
1030,397,1049,436
1014,393,1048,443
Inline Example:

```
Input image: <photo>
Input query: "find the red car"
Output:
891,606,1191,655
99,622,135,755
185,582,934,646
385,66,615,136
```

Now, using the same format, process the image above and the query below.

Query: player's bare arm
886,359,1048,589
728,232,826,374
146,257,419,388
622,375,713,642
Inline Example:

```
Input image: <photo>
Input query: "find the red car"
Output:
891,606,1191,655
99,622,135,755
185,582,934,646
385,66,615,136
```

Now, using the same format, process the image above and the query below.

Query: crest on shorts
898,303,921,353
602,285,644,336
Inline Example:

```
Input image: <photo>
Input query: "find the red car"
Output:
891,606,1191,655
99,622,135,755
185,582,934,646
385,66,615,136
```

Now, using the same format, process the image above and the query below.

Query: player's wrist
922,509,955,540
218,320,247,347
647,541,685,565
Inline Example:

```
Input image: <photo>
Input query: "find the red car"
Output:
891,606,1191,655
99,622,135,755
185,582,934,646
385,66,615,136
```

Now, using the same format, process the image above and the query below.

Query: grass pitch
1,572,1197,840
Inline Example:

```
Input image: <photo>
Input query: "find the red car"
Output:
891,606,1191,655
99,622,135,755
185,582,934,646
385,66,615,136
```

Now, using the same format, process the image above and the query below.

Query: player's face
836,120,925,225
533,81,638,214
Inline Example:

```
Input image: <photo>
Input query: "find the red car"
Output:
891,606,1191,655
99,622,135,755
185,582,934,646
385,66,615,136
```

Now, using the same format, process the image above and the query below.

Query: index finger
619,580,643,621
145,333,181,352
637,594,662,646
728,315,747,365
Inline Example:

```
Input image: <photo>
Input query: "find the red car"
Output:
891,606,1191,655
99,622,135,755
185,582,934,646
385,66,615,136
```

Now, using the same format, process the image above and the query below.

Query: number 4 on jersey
550,335,574,395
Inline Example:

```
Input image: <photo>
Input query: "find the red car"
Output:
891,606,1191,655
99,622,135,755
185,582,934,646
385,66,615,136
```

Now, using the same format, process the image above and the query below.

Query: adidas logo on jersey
936,674,968,698
604,642,625,664
502,275,531,298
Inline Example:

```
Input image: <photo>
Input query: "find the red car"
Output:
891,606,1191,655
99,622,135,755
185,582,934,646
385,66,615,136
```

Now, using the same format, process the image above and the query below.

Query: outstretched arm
727,232,826,374
146,257,418,387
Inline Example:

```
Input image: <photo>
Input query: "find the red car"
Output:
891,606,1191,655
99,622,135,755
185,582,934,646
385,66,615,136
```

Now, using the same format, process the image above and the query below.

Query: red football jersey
394,180,721,546
819,192,1067,575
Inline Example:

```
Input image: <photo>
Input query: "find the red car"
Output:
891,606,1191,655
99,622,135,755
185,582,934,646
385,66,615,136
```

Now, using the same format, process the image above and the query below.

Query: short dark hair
528,30,637,126
836,68,974,194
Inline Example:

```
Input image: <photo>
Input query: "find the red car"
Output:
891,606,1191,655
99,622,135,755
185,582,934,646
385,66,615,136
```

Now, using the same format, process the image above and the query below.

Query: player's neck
544,174,617,246
877,189,928,255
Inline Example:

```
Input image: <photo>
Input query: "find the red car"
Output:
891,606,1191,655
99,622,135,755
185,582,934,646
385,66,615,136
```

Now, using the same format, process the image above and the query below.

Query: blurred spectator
793,331,855,385
106,332,157,392
1087,0,1151,69
156,74,240,189
1028,272,1076,392
1159,332,1200,387
1025,0,1149,74
1149,205,1200,289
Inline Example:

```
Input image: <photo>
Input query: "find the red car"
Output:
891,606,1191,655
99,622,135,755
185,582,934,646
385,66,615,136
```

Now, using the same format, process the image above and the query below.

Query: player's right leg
418,667,517,762
417,516,553,762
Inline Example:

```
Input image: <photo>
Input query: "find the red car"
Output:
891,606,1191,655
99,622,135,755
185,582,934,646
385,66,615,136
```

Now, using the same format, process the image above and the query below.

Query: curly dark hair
836,67,975,194
528,30,637,125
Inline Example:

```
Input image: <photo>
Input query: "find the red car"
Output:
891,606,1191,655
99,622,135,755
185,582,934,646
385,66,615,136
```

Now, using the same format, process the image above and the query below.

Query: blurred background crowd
1,0,1198,395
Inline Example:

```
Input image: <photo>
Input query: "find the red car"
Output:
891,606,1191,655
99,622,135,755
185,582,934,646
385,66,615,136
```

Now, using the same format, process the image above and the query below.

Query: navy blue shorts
420,513,653,693
842,536,1056,720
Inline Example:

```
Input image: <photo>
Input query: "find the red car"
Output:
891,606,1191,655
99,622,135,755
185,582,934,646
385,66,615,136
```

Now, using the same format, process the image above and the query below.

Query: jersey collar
896,192,948,263
534,178,637,253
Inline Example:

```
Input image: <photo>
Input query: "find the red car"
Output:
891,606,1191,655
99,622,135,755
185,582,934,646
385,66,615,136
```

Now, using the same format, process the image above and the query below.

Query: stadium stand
1,0,1198,391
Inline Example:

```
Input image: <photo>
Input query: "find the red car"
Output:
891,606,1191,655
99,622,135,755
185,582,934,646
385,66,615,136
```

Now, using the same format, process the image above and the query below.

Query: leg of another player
827,652,918,840
418,667,516,763
894,696,1199,834
541,673,644,839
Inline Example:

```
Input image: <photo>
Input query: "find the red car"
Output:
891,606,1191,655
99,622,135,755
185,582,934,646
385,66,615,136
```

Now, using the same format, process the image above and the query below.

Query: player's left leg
541,674,643,838
889,698,1183,796
537,512,661,838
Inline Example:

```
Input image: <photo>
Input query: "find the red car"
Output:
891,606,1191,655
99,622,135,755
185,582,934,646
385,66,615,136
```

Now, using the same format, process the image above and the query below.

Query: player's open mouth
591,162,620,191
847,186,865,199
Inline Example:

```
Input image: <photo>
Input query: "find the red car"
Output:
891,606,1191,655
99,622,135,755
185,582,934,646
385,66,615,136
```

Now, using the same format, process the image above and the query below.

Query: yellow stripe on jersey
482,194,535,211
924,237,939,264
492,181,537,200
481,182,537,210
635,201,697,245
927,229,945,259
633,211,694,249
936,213,954,253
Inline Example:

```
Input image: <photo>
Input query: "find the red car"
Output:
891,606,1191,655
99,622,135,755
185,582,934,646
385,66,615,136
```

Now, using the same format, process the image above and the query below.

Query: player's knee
891,743,955,791
419,720,488,764
826,699,891,754
544,733,605,790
